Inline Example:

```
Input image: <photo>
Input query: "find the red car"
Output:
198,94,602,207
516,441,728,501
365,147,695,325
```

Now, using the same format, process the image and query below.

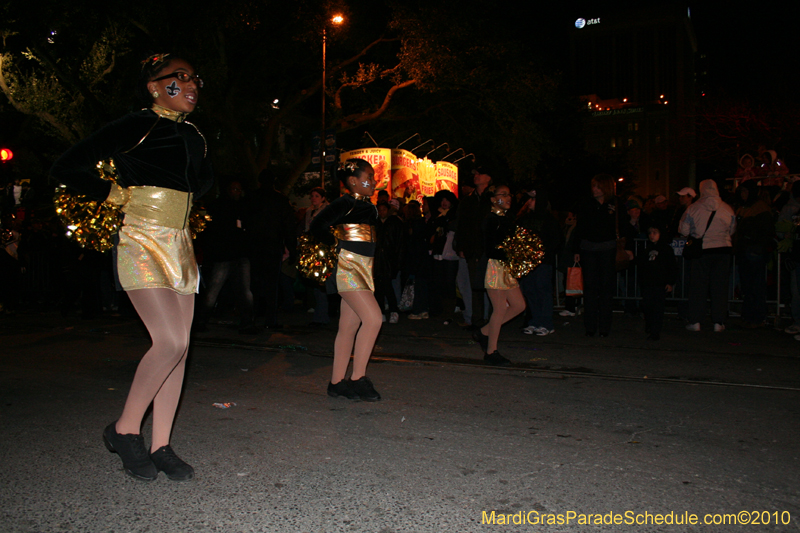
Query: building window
634,122,639,131
610,138,616,148
628,138,633,146
628,122,633,131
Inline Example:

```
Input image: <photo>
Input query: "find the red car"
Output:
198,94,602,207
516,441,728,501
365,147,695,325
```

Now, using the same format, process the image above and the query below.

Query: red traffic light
0,148,13,162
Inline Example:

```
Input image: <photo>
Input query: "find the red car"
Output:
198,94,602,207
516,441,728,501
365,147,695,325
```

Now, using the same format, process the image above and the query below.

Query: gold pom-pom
54,160,123,252
55,159,211,250
188,206,211,239
498,226,545,278
296,234,337,284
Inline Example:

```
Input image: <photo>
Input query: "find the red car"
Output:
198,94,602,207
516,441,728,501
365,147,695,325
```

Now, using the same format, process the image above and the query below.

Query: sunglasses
153,71,204,88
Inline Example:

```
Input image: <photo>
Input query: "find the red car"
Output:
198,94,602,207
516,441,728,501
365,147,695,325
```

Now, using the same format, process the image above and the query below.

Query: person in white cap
667,187,696,240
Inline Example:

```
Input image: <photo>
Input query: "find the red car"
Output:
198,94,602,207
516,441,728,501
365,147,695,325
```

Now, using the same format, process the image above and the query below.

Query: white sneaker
389,312,399,324
535,327,555,336
686,323,701,332
784,324,800,334
559,310,576,317
714,323,725,333
522,326,537,335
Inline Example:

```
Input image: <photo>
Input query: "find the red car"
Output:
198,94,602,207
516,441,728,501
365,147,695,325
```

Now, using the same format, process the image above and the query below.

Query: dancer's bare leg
332,290,382,382
482,287,526,353
116,289,194,445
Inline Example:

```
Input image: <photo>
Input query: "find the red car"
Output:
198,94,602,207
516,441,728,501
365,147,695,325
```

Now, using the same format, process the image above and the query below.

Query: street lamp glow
332,15,344,25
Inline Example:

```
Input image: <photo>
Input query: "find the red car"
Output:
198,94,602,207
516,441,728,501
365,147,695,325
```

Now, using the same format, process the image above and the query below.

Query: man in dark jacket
196,180,256,333
517,185,564,336
453,168,493,326
734,180,775,328
374,202,404,323
246,169,296,329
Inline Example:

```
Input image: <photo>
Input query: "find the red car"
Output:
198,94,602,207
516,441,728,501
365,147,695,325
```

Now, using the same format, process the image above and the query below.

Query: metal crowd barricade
556,238,786,320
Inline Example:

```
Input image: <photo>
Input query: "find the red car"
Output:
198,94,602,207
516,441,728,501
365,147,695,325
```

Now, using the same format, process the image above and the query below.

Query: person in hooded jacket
679,179,737,332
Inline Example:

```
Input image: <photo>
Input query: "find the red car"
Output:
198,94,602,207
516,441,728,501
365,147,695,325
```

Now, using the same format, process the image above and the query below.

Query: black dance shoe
327,379,359,399
484,350,511,367
472,330,489,352
350,376,381,401
150,445,194,482
103,422,158,481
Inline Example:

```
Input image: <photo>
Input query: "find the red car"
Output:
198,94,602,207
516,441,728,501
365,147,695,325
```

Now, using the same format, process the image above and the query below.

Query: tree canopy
1,0,583,192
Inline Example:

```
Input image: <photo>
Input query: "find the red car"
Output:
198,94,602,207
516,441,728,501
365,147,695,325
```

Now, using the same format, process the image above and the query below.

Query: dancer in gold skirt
50,54,213,481
472,185,526,366
310,159,382,401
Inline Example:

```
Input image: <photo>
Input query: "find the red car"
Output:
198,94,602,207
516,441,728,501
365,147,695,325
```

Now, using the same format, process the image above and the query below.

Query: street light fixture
321,14,345,188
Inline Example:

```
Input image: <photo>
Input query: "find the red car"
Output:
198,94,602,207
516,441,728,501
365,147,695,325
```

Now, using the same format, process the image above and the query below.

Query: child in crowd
637,224,677,340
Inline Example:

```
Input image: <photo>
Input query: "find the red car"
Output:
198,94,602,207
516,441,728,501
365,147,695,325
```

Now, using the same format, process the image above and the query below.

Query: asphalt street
1,308,799,532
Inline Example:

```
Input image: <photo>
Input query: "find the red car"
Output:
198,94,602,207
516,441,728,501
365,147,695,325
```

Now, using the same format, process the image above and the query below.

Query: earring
151,91,160,98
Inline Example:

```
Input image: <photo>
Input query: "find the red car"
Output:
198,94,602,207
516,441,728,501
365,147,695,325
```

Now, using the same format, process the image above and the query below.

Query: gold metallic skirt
336,249,375,292
484,258,518,290
117,186,198,295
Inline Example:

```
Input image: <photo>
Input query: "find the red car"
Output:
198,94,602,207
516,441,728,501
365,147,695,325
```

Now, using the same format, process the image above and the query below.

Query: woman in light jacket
679,179,737,332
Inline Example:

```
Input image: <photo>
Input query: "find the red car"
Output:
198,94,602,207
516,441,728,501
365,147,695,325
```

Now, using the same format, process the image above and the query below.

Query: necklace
150,104,188,123
349,192,371,202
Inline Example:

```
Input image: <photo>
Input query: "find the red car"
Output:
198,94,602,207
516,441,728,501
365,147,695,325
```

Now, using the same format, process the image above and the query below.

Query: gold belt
333,224,375,243
122,186,192,229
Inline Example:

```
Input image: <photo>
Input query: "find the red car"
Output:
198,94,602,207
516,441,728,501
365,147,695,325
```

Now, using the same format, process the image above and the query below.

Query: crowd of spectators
2,164,800,344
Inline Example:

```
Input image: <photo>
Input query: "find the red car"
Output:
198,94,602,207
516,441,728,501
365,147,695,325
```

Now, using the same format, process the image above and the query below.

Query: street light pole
321,26,327,189
321,15,344,189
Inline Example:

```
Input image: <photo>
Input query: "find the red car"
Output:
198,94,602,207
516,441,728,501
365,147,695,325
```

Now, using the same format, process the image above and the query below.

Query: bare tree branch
255,36,399,173
336,79,416,131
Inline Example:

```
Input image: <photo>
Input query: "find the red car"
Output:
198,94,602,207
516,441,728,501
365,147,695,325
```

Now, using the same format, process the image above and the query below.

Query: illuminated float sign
435,161,458,196
391,149,421,203
418,158,437,198
343,148,459,203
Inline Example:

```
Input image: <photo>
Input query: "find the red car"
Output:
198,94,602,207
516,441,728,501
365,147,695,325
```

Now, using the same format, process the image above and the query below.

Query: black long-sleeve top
573,196,633,253
516,209,564,266
50,109,213,200
483,211,515,261
309,194,378,257
636,239,677,288
202,195,248,262
453,189,492,259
